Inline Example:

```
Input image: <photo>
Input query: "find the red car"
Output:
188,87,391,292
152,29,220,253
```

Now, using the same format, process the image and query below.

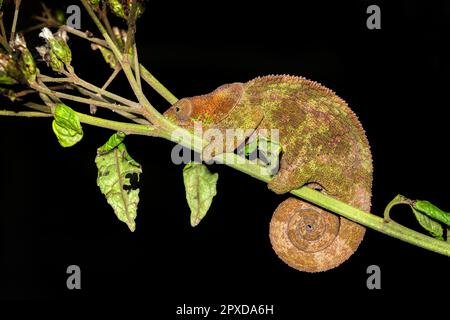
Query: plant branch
135,62,178,104
73,85,150,125
80,0,177,129
59,23,178,105
0,110,51,117
9,0,21,44
60,71,141,109
61,25,108,47
133,44,142,91
31,82,141,114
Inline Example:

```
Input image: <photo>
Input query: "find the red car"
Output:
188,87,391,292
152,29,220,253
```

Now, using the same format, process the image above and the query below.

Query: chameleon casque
164,75,373,272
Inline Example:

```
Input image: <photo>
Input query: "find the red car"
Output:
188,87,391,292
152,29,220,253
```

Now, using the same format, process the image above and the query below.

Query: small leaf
95,135,142,231
414,200,450,227
52,103,83,147
411,207,444,240
183,162,219,227
97,132,126,154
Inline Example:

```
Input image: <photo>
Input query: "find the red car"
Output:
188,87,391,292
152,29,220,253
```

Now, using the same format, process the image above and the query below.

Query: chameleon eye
175,99,192,121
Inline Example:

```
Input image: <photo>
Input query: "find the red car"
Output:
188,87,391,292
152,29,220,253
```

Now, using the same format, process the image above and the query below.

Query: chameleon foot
269,197,364,272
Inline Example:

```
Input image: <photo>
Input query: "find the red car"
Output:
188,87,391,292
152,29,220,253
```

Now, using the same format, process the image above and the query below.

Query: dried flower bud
107,0,145,20
36,45,64,72
91,27,132,69
0,52,23,85
91,43,118,69
13,34,38,83
38,27,72,67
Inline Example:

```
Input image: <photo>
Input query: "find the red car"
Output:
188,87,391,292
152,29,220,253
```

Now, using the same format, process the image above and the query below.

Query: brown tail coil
269,188,371,272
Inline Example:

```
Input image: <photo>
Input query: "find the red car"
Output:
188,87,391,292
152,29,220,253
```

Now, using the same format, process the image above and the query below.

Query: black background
1,0,450,315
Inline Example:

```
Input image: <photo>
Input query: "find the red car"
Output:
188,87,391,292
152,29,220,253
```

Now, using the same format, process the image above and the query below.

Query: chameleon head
163,83,245,130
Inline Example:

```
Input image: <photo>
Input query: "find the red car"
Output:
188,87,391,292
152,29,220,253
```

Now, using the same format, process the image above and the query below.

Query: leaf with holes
52,103,83,147
183,162,218,227
95,134,142,231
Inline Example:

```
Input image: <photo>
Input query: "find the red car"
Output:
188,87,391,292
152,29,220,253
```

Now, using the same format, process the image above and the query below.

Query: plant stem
101,66,121,90
9,0,21,44
0,13,9,50
80,0,171,128
133,44,142,91
0,110,51,117
289,187,450,256
72,85,149,125
136,62,178,104
74,112,162,137
31,82,140,114
62,71,141,109
62,25,108,47
0,12,7,40
60,24,178,105
1,104,161,137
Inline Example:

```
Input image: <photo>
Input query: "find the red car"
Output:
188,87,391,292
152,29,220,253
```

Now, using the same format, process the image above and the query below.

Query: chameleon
164,75,373,272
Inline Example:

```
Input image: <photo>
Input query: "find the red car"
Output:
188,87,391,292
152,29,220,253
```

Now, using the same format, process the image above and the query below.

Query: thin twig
0,110,51,117
73,85,150,125
101,66,121,90
100,1,119,49
80,0,165,126
58,22,178,105
133,44,142,91
39,72,140,109
0,12,7,40
61,25,108,47
0,12,9,51
10,0,22,44
4,103,159,137
31,82,141,114
124,0,139,54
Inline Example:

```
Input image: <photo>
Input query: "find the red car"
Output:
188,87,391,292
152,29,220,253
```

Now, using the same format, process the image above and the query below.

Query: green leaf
384,194,445,240
411,207,444,240
414,200,450,227
97,131,126,154
95,135,142,231
52,103,83,147
183,162,219,227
